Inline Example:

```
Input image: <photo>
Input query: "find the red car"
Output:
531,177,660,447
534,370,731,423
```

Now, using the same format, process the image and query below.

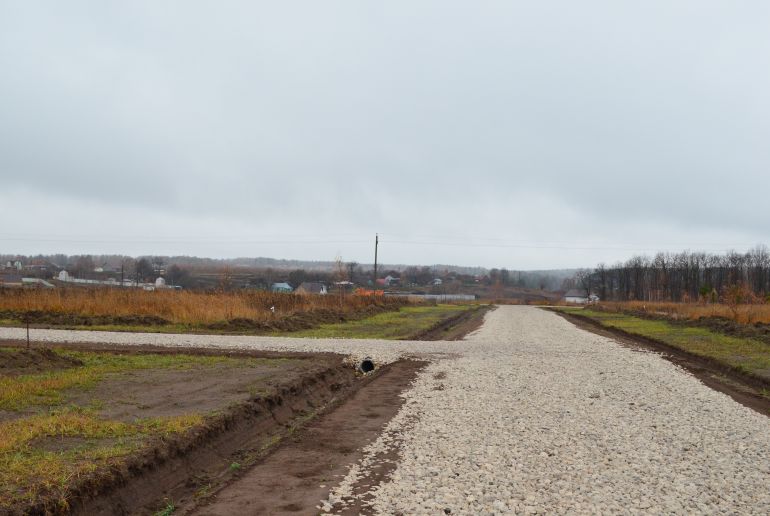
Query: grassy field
286,304,472,339
0,347,292,511
557,307,770,381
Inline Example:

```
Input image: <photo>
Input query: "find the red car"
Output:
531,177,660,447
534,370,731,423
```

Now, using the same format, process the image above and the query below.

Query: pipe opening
358,357,375,374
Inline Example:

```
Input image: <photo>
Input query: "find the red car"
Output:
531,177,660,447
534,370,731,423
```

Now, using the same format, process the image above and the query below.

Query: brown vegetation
598,301,770,325
0,288,406,327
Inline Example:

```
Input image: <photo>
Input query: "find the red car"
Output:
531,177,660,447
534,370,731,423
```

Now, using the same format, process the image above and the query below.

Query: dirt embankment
0,348,84,376
552,309,770,417
407,305,494,341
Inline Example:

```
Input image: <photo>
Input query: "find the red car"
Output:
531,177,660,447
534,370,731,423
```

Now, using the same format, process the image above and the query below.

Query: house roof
296,282,326,294
564,289,588,298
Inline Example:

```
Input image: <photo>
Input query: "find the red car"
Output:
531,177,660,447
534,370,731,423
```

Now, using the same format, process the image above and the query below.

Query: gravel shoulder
3,307,770,514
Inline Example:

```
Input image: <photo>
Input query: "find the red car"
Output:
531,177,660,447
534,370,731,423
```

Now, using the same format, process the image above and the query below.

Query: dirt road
2,307,769,514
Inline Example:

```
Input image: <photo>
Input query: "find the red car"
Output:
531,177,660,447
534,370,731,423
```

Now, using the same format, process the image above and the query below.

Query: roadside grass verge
556,307,770,381
285,304,472,339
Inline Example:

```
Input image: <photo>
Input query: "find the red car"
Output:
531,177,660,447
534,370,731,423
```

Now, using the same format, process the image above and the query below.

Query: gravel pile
3,307,769,514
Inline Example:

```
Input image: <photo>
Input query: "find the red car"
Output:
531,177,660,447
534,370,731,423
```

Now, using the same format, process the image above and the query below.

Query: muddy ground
552,309,770,417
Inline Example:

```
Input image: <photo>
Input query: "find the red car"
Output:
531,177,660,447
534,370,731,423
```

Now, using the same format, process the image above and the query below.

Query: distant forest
580,246,770,302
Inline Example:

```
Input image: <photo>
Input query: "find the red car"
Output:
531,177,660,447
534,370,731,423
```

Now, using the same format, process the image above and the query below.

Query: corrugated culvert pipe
358,357,375,373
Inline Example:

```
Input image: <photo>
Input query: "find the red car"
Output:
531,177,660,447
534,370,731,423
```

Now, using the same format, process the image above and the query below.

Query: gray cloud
1,1,769,268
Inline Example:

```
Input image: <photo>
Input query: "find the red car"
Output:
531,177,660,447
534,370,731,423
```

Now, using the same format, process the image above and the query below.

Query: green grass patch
557,307,770,380
285,304,471,339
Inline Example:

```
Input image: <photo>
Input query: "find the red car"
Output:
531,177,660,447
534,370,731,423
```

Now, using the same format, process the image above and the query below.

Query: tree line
579,246,770,302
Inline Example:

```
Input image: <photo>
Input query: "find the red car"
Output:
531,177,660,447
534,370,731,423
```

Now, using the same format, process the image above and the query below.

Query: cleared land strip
2,307,770,514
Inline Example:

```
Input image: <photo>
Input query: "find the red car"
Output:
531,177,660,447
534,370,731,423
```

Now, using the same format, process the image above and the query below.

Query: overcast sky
1,1,769,269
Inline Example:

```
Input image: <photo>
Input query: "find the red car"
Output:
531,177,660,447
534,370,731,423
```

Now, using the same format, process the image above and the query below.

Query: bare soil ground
0,347,83,376
551,309,770,417
187,360,425,516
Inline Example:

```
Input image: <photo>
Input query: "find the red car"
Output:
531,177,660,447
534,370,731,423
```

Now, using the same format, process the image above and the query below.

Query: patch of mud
0,347,83,376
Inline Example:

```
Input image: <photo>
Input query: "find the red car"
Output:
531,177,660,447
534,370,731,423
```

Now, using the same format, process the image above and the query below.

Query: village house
271,282,293,293
295,282,328,295
563,289,600,304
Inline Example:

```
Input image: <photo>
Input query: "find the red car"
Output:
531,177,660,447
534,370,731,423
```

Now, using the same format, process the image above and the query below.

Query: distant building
155,277,166,288
58,270,70,281
295,282,328,295
563,289,599,304
383,275,400,286
432,278,443,286
271,282,293,293
334,281,355,292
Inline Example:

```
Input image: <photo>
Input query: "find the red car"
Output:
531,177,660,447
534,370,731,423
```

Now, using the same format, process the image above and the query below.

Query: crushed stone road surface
3,306,769,514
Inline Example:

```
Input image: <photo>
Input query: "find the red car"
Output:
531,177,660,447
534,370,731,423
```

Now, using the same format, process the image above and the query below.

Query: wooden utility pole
373,234,379,288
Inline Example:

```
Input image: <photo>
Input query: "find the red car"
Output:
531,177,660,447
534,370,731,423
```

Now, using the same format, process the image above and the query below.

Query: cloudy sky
1,1,769,269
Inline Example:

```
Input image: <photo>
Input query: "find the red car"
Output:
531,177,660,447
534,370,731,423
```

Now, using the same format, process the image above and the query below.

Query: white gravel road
3,306,769,514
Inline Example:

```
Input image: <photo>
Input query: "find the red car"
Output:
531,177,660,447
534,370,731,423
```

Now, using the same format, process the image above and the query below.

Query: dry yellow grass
0,288,401,325
600,301,770,324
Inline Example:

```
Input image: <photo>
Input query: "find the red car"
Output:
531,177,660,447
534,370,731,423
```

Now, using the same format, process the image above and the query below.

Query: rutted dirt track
3,307,770,514
188,361,424,516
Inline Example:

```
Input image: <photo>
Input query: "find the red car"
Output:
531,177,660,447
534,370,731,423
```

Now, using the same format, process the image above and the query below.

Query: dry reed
599,301,770,325
0,288,402,325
